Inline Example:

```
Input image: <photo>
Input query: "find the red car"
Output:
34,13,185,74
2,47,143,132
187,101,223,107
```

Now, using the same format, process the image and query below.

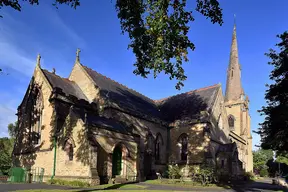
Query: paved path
0,178,286,192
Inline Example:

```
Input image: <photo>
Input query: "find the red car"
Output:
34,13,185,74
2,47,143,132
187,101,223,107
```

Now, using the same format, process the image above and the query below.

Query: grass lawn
14,190,167,192
144,179,231,189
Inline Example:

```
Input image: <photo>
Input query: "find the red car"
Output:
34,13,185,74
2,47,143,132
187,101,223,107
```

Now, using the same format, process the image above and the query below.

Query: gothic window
30,87,43,145
64,139,75,161
218,115,223,129
155,133,163,161
228,115,235,130
178,134,188,161
221,159,225,168
231,70,233,77
145,133,155,155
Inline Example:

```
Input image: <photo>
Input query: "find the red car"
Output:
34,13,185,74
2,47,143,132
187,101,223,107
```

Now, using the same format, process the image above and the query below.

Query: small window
64,139,74,161
69,144,74,161
178,134,188,161
228,115,235,130
221,159,225,168
155,133,163,161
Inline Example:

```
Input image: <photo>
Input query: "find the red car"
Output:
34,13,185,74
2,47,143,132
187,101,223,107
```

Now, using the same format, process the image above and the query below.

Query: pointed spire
76,48,81,63
225,18,243,102
36,54,41,68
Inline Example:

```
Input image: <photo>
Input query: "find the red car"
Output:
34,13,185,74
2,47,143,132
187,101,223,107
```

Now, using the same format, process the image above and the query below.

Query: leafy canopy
257,31,288,152
0,0,223,89
253,149,273,172
8,121,18,138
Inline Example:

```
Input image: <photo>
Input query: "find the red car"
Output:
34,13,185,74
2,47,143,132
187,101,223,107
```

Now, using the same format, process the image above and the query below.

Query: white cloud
43,7,86,49
0,96,18,137
0,7,86,137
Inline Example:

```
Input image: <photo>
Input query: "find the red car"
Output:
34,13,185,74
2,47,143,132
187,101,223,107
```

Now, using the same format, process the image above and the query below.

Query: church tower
224,22,253,172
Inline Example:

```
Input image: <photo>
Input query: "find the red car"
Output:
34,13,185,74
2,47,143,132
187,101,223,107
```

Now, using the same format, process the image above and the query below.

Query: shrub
197,164,216,185
48,178,90,187
167,164,182,179
244,171,256,181
259,169,269,177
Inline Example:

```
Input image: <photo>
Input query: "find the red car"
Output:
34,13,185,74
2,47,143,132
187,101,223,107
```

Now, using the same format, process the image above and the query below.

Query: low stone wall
43,175,100,185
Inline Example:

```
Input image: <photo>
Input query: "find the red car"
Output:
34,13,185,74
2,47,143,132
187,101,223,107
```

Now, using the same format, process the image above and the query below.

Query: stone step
114,176,128,184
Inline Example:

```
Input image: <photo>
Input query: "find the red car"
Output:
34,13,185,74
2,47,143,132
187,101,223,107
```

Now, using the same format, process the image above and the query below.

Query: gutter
50,101,58,181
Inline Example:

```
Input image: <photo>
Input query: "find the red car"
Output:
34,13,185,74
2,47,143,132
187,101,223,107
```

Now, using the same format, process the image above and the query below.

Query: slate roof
86,115,129,134
155,84,220,122
82,65,163,119
42,69,88,101
42,65,221,124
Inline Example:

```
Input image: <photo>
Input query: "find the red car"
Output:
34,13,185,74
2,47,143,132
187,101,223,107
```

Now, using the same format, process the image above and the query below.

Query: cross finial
234,14,236,27
76,48,81,63
36,54,41,67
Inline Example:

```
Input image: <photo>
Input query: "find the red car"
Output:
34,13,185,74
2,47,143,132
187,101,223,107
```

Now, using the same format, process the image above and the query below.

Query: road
0,178,286,192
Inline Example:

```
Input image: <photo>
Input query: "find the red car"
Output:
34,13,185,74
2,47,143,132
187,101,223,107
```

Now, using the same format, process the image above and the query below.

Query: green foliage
276,153,288,165
197,164,216,185
259,169,269,177
0,137,14,175
244,171,256,181
0,0,223,90
253,149,273,174
257,31,288,152
48,178,90,187
8,121,18,138
167,164,182,179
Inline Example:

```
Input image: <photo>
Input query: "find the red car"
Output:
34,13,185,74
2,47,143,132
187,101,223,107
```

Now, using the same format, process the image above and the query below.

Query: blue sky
0,0,287,150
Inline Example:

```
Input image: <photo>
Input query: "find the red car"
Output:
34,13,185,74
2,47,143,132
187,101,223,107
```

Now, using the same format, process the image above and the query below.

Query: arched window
218,115,223,129
30,86,43,145
178,134,188,161
228,115,235,130
155,133,163,161
64,138,75,161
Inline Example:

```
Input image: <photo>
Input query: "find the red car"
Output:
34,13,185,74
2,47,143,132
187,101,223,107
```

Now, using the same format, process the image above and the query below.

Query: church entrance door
112,145,122,177
144,152,152,178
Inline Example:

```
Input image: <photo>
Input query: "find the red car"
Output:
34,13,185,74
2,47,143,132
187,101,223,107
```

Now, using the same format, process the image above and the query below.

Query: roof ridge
82,65,157,104
154,83,220,104
42,69,76,83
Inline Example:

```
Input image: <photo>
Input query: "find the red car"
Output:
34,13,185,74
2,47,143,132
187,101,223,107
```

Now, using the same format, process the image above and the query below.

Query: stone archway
112,145,122,176
112,143,128,178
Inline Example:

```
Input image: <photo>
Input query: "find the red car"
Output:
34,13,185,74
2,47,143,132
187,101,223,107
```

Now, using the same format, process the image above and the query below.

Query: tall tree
253,149,273,173
7,121,18,138
258,31,288,152
0,0,223,89
0,137,14,175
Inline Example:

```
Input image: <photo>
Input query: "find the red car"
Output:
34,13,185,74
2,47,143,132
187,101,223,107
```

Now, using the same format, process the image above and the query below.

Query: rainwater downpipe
51,136,57,180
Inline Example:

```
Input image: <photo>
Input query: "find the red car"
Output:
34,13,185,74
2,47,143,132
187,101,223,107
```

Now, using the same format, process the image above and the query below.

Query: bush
47,178,90,187
259,169,269,177
244,172,256,181
167,164,182,179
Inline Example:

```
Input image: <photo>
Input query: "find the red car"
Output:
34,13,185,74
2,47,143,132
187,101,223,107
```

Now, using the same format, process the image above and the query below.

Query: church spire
225,17,243,102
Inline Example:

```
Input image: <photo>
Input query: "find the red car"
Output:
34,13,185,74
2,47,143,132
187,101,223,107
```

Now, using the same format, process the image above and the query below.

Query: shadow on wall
13,77,48,170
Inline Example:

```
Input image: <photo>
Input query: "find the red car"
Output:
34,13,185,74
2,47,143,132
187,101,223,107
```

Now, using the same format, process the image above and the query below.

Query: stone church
12,24,253,184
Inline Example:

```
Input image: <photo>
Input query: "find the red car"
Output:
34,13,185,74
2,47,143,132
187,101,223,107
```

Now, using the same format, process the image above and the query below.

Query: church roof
42,65,221,124
86,115,129,134
155,84,220,122
42,69,88,101
82,65,163,120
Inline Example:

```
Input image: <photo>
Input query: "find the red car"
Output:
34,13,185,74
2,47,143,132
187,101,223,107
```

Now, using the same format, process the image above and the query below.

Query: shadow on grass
216,179,288,192
76,181,140,192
